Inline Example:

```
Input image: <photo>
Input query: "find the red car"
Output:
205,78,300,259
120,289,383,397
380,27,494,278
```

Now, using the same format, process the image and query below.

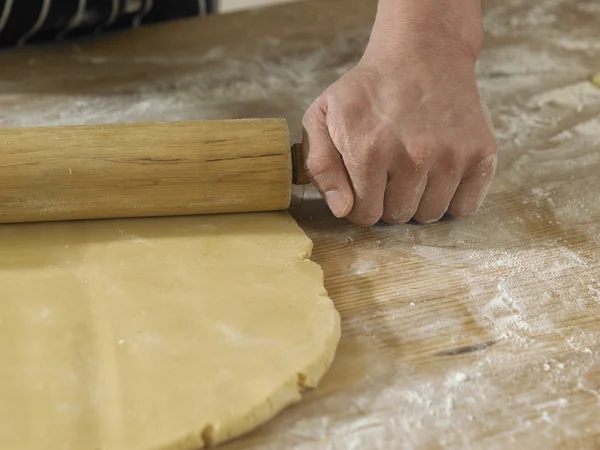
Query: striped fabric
0,0,218,47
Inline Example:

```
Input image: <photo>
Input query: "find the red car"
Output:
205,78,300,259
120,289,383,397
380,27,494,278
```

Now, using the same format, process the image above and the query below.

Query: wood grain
0,120,292,222
1,0,600,448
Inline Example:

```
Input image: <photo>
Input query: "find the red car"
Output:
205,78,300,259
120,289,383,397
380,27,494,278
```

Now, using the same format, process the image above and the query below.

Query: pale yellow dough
0,212,340,450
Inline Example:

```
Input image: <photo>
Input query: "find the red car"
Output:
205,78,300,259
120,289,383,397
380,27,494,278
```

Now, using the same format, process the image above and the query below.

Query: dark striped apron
0,0,218,47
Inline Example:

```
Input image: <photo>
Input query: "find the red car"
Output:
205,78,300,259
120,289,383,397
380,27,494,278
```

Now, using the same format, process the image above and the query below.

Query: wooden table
1,0,600,448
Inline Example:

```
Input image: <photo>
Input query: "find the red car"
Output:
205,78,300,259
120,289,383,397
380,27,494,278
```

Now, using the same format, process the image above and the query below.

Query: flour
588,285,600,303
2,0,600,447
417,315,464,340
484,0,576,36
476,45,587,78
350,260,379,276
481,280,533,337
0,30,370,140
214,322,276,347
411,243,590,344
527,81,600,111
444,371,468,387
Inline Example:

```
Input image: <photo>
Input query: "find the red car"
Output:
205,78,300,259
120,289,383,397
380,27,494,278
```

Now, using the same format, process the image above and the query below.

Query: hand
301,11,497,226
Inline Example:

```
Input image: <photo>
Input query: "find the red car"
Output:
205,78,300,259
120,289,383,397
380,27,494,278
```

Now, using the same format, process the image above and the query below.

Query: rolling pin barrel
0,119,308,224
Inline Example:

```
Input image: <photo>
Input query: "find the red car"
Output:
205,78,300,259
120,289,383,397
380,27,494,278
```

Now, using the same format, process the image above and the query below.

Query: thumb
302,104,354,218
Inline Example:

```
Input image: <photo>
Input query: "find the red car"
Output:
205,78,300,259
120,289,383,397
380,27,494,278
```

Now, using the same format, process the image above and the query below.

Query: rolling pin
0,119,311,224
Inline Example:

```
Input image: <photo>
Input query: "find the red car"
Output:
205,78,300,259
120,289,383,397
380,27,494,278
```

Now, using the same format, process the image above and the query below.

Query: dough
0,212,340,450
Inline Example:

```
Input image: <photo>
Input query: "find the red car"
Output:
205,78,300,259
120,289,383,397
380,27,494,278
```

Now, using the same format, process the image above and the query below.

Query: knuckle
305,156,335,180
350,151,379,176
479,152,498,168
485,139,499,157
442,151,465,174
409,134,437,153
476,134,499,163
406,135,437,173
301,106,313,123
302,98,326,129
409,158,428,176
475,153,498,180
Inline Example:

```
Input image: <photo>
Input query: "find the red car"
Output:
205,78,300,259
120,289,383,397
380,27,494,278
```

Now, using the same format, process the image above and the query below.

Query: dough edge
152,236,341,449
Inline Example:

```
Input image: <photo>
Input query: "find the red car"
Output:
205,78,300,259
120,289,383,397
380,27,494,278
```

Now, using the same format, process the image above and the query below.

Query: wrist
363,0,484,67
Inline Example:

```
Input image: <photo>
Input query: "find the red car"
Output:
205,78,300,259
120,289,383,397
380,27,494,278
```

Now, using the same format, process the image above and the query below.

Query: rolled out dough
0,212,340,449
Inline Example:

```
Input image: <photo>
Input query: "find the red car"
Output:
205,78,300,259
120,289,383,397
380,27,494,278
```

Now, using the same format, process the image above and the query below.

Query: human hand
301,2,497,226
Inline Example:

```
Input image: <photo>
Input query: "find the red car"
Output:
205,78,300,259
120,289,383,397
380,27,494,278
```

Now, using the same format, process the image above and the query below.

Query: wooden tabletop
1,0,600,448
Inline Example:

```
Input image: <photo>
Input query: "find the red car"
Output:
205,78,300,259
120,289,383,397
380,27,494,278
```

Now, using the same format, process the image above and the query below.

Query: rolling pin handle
291,143,311,186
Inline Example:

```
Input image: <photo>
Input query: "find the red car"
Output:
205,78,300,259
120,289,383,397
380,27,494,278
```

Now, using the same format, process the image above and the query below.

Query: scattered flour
1,0,600,448
0,30,371,140
350,260,379,276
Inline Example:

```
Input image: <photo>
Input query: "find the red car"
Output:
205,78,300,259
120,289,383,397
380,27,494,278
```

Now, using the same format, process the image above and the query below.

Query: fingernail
325,191,349,218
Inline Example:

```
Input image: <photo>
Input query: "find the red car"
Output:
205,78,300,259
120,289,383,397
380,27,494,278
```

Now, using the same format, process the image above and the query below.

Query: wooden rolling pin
0,119,311,224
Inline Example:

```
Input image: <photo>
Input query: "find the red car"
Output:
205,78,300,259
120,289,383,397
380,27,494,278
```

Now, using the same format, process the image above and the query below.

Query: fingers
345,155,388,226
381,170,427,224
413,172,462,223
448,153,497,217
445,95,497,217
302,91,497,225
302,105,354,218
343,149,494,225
382,137,460,224
303,99,387,226
382,150,494,224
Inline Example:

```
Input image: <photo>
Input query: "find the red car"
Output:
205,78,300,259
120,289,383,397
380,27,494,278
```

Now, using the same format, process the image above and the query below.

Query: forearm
364,0,484,64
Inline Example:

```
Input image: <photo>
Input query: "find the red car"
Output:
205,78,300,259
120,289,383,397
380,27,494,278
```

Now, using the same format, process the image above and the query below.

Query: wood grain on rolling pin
0,119,292,223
